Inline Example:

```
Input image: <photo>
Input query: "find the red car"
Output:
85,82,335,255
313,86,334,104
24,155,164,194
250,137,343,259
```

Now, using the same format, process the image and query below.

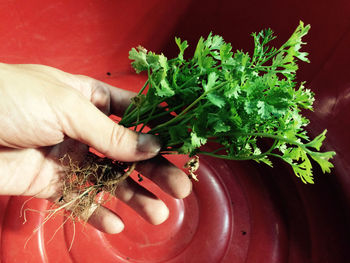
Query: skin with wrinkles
0,63,192,233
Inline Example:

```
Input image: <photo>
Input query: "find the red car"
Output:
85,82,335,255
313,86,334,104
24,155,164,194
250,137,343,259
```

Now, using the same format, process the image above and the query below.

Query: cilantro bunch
119,21,335,184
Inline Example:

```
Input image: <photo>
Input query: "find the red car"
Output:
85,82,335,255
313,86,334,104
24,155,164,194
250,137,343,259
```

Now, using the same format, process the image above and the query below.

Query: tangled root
52,153,198,222
22,153,199,250
57,152,136,220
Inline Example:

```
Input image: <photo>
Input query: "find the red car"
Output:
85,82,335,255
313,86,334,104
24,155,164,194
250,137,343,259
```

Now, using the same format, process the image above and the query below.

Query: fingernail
137,133,161,154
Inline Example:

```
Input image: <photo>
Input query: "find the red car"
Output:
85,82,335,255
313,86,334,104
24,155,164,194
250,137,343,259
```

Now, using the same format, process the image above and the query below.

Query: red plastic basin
0,0,349,262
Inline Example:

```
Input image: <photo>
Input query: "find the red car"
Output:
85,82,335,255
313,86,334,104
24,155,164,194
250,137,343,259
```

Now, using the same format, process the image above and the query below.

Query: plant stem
233,132,305,149
197,138,277,161
104,162,137,186
150,81,228,133
122,79,149,119
178,72,203,89
197,151,265,161
139,104,157,132
130,104,184,127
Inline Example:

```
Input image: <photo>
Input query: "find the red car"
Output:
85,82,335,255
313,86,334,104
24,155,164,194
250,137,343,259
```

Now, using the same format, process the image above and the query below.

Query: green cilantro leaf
121,21,336,184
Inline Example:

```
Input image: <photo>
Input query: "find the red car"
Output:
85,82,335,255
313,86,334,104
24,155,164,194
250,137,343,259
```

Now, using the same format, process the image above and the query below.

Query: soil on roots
58,152,136,220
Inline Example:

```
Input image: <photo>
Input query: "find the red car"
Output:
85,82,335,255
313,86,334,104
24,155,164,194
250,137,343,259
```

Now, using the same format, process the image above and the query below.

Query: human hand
0,63,192,233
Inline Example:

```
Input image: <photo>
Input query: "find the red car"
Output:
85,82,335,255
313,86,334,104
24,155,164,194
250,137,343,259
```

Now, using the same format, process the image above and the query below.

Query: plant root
57,152,136,221
22,152,198,249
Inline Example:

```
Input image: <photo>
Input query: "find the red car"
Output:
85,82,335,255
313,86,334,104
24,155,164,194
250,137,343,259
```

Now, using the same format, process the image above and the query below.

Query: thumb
57,91,160,162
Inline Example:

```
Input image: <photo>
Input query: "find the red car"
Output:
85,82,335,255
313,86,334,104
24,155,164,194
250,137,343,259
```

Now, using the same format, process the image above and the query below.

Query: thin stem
121,98,163,126
104,162,137,186
230,132,316,158
269,153,286,161
150,81,228,133
150,112,194,135
134,109,140,131
208,146,227,154
122,79,149,119
130,104,184,127
197,151,265,161
121,68,155,125
178,72,202,89
234,132,304,148
197,138,278,161
139,104,157,132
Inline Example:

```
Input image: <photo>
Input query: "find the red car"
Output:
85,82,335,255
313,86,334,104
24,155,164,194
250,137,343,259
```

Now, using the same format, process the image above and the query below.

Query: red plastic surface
0,1,349,262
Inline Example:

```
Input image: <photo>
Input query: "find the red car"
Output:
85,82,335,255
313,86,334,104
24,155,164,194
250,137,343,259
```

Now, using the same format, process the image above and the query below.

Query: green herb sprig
120,21,335,184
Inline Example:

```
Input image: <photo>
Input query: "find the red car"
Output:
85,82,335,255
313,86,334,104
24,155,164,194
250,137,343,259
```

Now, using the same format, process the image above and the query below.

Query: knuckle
91,85,111,107
112,124,126,146
106,124,128,155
